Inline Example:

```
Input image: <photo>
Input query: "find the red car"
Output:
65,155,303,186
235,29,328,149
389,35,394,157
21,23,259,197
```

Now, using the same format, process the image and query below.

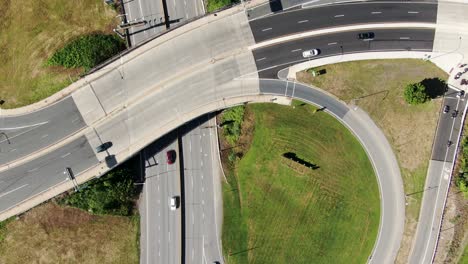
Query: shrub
59,168,137,216
207,0,236,12
47,34,125,71
221,105,245,145
404,82,430,105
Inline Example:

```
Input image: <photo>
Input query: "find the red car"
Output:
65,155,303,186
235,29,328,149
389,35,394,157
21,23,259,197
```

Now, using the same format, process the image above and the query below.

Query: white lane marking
201,187,204,193
297,20,308,24
192,248,194,260
256,57,266,62
328,42,338,45
10,148,16,152
61,152,71,158
262,27,272,32
71,117,80,123
334,14,345,18
201,161,203,167
291,49,302,52
371,11,382,14
400,37,411,40
0,184,28,198
168,231,171,242
0,121,48,131
408,11,419,14
27,168,38,173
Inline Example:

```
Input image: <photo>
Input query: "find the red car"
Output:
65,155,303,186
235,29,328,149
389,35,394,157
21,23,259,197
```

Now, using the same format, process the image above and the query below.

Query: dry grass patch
297,59,448,262
0,0,119,108
0,202,139,264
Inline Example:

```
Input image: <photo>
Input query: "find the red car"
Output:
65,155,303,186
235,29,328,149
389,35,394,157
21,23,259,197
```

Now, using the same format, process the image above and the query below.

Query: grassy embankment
0,0,119,108
0,161,141,264
221,102,380,263
297,59,448,262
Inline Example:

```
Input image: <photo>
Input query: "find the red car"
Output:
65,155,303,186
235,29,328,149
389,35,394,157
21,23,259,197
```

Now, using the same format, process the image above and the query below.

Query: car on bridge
358,32,375,40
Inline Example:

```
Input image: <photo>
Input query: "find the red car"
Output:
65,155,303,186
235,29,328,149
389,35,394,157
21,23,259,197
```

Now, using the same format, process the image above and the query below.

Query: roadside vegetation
219,101,380,263
0,160,141,263
297,59,448,262
456,137,468,198
206,0,237,12
47,34,125,71
0,0,120,108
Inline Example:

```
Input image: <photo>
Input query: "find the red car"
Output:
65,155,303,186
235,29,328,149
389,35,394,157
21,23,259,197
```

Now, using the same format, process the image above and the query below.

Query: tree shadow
421,78,447,99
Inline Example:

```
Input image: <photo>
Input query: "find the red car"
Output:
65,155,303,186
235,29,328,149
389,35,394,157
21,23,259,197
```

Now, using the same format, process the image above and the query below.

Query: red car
166,150,177,164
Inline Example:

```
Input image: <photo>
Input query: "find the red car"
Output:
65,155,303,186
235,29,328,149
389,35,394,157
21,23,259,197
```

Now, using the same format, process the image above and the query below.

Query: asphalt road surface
259,79,405,263
253,28,435,78
0,136,98,213
124,0,205,46
140,132,182,264
249,2,437,42
180,115,224,264
0,97,85,165
409,88,467,264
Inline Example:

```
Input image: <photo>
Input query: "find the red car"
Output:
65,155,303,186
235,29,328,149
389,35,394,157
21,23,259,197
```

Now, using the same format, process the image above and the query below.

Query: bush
207,0,236,12
59,168,137,216
221,105,245,145
47,34,126,71
404,82,430,105
457,137,468,198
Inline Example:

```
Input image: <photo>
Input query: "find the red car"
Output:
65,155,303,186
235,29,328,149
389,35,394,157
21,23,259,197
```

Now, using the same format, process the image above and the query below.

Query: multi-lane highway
253,28,436,78
180,115,223,264
249,2,437,42
140,132,182,264
124,0,205,46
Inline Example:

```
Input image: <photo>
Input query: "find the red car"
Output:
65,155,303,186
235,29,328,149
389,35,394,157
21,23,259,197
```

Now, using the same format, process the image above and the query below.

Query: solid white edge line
248,22,437,50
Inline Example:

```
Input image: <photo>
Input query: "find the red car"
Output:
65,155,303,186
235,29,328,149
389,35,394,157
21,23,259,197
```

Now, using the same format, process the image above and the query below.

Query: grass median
221,102,380,263
297,59,448,262
0,0,119,108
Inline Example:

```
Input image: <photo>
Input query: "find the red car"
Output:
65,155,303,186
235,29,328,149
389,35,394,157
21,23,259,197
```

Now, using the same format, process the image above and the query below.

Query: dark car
358,32,375,40
452,110,458,118
166,149,177,164
447,140,453,147
457,90,465,97
443,105,450,113
462,79,468,86
455,72,462,80
96,142,113,153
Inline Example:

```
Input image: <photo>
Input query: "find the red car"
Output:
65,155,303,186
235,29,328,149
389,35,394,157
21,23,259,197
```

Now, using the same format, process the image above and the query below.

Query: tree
404,82,430,105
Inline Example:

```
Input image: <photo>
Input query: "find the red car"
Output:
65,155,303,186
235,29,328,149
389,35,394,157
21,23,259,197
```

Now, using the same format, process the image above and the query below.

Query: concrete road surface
409,88,467,264
124,0,205,46
140,133,182,264
180,115,224,264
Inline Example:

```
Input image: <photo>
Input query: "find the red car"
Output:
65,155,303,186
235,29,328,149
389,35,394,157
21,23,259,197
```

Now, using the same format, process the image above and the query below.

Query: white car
302,49,320,58
170,196,179,211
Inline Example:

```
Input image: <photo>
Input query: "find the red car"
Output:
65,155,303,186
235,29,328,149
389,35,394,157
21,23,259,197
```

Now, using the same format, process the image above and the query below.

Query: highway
180,115,224,264
253,28,435,78
249,2,437,42
124,0,205,46
140,132,181,264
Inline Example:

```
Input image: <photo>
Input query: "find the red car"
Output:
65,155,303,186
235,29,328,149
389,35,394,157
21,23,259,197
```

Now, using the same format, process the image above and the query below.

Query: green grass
222,101,380,263
206,0,237,12
460,244,468,264
297,59,448,260
0,0,119,108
